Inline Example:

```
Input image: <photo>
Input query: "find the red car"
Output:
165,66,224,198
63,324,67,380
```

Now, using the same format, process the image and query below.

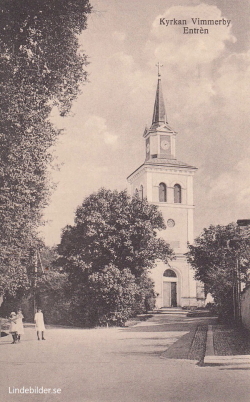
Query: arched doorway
163,269,177,307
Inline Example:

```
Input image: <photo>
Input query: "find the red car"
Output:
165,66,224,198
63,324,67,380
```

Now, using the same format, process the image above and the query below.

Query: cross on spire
156,62,163,77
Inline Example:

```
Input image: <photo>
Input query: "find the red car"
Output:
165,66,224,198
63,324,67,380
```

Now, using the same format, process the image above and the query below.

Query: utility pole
33,249,45,316
33,250,38,317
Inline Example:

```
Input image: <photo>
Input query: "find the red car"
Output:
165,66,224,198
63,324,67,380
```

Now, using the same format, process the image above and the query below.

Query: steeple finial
156,62,163,77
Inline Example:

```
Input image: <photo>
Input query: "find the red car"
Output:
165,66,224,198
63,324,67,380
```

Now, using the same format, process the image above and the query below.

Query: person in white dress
34,308,46,340
16,309,24,342
9,312,18,344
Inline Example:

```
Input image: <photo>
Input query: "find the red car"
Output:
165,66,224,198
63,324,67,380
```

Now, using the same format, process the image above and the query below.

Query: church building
127,70,204,308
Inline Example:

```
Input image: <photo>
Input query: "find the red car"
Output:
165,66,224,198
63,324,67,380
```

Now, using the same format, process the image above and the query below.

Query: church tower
127,69,204,308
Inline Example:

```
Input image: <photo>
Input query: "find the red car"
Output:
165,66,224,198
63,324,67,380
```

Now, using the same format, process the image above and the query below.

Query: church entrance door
163,282,177,307
163,269,178,307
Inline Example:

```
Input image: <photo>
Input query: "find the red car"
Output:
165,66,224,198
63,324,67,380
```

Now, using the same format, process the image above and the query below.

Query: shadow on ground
123,315,218,362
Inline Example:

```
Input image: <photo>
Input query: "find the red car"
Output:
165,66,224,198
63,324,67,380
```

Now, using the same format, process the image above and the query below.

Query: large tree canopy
187,223,250,318
57,188,174,326
0,0,92,297
58,188,174,278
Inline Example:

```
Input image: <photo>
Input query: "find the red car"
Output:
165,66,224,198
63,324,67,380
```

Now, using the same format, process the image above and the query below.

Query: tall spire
152,63,167,126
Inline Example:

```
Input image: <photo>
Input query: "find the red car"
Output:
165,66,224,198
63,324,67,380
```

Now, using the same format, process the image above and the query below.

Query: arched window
174,184,182,203
163,269,177,278
139,185,144,200
159,182,167,202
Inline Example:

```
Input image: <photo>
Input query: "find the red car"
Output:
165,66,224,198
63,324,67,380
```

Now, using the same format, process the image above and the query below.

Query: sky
41,0,250,246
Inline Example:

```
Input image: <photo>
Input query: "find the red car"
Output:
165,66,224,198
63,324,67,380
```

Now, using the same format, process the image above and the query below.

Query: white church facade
127,72,205,308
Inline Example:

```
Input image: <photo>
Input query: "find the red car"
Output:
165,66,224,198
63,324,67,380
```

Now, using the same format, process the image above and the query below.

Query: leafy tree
0,245,70,322
75,264,155,326
33,270,70,325
134,273,157,315
57,188,173,326
58,188,173,277
187,223,250,320
0,0,92,298
86,265,138,327
65,266,157,327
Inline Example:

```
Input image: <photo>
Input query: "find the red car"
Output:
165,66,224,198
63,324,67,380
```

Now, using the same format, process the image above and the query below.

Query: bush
60,265,156,327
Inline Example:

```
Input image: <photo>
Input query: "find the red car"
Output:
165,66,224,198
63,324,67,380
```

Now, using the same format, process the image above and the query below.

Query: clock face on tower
160,135,171,153
160,140,170,150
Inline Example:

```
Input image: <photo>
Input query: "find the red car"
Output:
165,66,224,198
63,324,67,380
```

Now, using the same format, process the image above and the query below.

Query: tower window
163,269,177,278
159,182,167,202
174,184,181,203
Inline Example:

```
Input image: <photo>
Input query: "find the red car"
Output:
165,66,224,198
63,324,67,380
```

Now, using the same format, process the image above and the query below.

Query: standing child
34,308,46,340
9,312,18,344
16,309,24,342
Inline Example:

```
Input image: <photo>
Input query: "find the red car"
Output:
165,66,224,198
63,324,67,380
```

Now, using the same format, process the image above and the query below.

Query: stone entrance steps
156,307,186,314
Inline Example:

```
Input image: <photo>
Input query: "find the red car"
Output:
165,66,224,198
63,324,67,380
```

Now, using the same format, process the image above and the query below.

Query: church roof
145,158,197,169
144,122,176,137
127,158,197,180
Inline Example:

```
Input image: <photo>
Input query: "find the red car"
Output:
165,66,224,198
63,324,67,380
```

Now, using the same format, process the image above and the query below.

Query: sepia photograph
1,1,250,401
